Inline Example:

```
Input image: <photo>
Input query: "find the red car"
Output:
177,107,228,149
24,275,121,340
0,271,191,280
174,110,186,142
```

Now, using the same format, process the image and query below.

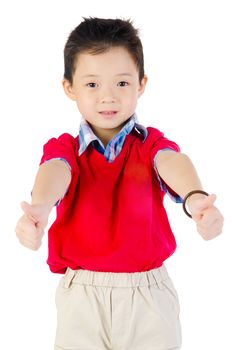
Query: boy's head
64,17,145,85
62,17,147,145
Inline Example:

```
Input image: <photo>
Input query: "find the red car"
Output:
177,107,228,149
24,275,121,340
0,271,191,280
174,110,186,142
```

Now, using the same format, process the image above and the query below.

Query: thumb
192,194,217,220
197,194,217,212
20,201,38,224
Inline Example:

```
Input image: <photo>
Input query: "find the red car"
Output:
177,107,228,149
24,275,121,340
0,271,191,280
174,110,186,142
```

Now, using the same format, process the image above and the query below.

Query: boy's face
63,46,147,145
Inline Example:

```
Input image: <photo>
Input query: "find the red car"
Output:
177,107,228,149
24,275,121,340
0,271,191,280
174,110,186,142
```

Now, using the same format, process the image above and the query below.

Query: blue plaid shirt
78,113,147,161
47,113,182,204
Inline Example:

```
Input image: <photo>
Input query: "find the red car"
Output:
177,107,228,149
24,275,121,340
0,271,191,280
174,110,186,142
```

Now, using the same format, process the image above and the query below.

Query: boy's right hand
15,201,52,250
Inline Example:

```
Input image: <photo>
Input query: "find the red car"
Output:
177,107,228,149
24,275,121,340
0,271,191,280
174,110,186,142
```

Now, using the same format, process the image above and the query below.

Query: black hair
64,17,144,84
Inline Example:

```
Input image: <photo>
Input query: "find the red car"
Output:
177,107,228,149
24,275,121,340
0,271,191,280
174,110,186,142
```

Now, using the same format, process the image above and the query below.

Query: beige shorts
54,265,182,350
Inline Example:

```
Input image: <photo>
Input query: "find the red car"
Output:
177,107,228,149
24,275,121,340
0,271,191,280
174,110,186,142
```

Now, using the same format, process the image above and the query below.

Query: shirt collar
78,113,148,156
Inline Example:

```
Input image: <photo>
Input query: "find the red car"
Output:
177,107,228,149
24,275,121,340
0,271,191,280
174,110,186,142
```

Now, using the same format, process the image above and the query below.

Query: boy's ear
62,79,76,101
138,74,148,97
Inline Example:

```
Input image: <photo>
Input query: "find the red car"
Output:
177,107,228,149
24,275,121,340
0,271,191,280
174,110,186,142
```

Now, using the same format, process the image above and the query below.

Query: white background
1,0,231,349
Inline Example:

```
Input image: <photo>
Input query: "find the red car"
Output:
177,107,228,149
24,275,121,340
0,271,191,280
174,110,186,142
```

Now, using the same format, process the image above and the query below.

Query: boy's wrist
186,193,206,204
30,201,54,214
183,190,209,218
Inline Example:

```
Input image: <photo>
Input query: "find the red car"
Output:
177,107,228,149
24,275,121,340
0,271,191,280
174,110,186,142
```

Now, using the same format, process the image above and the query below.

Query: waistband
63,265,169,289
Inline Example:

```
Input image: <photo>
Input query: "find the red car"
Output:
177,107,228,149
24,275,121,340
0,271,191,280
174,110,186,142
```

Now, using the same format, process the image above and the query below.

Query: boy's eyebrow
116,73,133,77
81,73,133,78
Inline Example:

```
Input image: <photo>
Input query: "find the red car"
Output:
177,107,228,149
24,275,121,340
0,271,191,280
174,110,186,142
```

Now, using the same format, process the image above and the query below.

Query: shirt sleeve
40,133,78,170
39,133,79,205
151,135,183,203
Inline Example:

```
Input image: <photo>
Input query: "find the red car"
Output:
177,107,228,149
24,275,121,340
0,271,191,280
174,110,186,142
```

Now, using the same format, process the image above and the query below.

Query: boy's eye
118,81,129,87
86,82,97,88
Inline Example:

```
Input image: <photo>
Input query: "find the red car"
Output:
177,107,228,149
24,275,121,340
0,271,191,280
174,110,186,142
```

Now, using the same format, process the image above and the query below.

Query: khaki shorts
55,265,182,350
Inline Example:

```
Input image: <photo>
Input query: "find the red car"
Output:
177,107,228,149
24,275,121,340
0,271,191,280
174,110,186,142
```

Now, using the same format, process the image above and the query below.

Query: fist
188,194,224,240
15,201,51,250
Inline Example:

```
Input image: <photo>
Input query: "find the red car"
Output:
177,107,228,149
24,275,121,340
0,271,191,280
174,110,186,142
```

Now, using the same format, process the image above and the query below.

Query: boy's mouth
99,111,117,116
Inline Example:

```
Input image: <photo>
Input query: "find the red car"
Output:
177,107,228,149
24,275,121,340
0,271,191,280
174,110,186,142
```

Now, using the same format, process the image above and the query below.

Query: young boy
15,17,223,350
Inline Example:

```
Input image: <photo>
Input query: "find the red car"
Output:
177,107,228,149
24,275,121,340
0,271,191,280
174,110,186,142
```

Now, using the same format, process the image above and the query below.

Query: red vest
40,127,180,273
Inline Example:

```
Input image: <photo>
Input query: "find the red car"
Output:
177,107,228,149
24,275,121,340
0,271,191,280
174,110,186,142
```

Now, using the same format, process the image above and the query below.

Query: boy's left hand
187,194,224,240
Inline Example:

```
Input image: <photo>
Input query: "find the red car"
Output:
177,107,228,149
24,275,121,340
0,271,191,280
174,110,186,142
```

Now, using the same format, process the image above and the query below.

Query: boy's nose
100,97,116,104
99,88,116,103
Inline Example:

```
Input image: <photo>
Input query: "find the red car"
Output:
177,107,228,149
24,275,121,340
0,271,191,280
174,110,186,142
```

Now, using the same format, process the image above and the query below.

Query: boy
15,17,223,350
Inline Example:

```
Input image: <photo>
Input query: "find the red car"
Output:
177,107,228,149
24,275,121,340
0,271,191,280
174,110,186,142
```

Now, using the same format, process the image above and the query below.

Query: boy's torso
40,126,179,274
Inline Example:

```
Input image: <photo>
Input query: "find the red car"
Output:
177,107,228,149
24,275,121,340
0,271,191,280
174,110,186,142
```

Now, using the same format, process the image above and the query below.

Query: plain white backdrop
1,0,231,349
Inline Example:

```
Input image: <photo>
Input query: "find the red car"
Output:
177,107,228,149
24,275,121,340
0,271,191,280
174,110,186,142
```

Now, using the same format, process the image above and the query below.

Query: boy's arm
15,159,71,250
155,151,203,198
155,151,224,239
31,159,71,207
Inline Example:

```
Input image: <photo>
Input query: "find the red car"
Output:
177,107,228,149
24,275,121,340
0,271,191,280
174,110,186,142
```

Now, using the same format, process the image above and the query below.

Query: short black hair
64,17,144,84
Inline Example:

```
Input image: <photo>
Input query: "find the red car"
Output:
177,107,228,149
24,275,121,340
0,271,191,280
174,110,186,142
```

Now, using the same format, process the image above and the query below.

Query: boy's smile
63,46,147,146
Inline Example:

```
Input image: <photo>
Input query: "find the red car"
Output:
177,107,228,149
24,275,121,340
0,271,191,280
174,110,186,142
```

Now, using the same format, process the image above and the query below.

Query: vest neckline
88,131,137,164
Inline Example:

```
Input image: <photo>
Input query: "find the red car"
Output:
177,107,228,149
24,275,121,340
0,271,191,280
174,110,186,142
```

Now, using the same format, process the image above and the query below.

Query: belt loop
64,268,76,289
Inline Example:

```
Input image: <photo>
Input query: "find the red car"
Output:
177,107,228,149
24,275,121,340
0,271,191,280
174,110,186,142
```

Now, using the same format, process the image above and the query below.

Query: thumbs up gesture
187,194,224,240
15,201,52,250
